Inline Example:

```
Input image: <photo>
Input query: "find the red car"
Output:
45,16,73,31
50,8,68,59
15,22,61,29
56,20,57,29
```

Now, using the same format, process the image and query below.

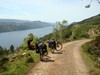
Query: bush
82,38,100,75
26,53,34,63
0,57,9,72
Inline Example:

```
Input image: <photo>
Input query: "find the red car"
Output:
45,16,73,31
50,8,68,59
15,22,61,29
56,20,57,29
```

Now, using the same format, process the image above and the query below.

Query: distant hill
70,22,79,26
69,14,100,39
79,14,100,25
0,19,52,33
70,14,100,26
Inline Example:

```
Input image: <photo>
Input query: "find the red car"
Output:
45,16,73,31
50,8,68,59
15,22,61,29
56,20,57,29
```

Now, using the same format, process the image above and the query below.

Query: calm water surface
0,26,53,49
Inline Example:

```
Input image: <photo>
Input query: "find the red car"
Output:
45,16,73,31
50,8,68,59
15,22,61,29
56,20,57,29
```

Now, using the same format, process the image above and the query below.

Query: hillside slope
42,14,100,41
69,14,100,39
0,19,52,33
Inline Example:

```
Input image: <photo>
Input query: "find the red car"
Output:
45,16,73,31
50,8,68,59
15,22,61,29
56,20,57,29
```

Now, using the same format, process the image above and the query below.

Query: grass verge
1,50,40,75
81,42,100,75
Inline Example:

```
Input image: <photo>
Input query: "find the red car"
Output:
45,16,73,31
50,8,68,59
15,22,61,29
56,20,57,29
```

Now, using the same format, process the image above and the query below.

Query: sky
0,0,100,23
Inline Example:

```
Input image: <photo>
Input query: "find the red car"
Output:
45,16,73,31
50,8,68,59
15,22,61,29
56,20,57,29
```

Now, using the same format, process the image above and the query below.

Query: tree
58,20,68,41
83,0,100,8
10,44,14,53
28,33,34,38
52,25,59,40
0,46,4,55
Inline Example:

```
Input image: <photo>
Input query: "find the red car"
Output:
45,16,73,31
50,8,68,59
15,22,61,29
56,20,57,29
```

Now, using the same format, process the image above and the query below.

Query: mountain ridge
0,19,53,33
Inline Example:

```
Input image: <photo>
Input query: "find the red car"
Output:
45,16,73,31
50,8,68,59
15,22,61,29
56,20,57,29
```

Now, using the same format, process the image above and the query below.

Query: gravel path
26,40,90,75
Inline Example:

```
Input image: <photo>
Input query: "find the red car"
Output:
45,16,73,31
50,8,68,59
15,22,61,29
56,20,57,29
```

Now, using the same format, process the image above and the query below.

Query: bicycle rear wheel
39,49,43,61
40,54,43,61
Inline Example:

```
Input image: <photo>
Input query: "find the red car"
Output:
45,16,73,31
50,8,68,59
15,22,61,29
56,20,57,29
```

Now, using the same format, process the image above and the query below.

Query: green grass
1,47,51,75
81,43,100,75
1,50,40,75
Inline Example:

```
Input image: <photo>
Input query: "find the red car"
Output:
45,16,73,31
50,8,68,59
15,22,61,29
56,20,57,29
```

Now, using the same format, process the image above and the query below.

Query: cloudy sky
0,0,100,23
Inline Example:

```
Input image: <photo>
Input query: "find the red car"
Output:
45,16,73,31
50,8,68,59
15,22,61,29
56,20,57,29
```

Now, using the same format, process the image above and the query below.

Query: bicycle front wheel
44,50,48,56
56,42,62,51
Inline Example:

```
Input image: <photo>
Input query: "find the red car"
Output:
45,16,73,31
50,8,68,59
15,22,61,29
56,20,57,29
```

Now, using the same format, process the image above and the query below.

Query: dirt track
26,40,90,75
